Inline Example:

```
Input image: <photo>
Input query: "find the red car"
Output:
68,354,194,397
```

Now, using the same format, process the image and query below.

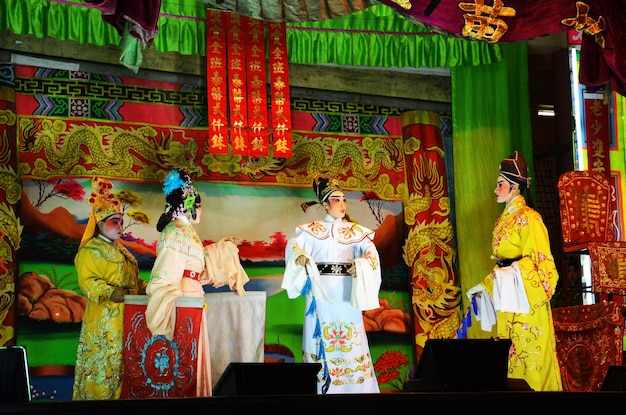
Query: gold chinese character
590,99,603,117
251,137,266,152
561,2,605,48
233,134,247,152
459,0,515,43
211,118,225,131
274,137,290,154
211,133,227,150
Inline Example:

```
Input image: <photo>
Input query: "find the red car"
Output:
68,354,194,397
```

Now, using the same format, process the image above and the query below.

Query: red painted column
401,110,461,362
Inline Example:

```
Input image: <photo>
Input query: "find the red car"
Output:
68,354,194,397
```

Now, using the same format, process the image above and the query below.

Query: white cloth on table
204,291,266,389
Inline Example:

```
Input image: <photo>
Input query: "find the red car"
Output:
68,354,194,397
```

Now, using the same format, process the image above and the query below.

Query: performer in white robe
123,169,248,399
282,174,381,394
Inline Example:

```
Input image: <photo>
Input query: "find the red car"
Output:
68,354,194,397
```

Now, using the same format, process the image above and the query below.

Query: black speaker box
601,366,626,391
0,346,31,403
403,338,513,392
213,363,321,396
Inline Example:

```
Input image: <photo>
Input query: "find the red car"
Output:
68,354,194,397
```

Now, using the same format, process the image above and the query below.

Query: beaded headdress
162,169,200,220
79,177,121,249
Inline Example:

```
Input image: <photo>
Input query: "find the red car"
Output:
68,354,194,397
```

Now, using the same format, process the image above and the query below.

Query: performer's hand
295,255,309,266
348,262,356,278
110,288,125,303
220,236,238,244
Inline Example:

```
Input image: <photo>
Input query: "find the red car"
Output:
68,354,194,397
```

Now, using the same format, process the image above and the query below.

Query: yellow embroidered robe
72,236,140,400
479,195,563,392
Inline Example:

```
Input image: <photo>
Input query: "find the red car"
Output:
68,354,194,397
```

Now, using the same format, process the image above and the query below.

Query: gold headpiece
78,177,121,249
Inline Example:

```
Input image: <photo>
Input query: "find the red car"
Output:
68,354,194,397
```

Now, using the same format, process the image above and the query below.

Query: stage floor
3,391,626,415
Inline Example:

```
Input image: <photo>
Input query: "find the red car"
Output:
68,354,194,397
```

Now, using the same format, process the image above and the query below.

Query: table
122,291,266,396
203,291,266,388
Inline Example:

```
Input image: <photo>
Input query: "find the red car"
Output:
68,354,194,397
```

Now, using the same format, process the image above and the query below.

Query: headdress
499,151,532,189
79,177,121,250
300,174,342,213
162,168,200,221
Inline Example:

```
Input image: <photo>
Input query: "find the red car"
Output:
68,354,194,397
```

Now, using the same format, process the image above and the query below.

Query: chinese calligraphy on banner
206,10,291,157
583,90,611,174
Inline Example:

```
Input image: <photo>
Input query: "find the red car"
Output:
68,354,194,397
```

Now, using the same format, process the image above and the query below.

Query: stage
3,391,626,415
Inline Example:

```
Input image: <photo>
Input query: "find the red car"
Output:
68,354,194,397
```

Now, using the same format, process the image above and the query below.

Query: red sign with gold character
206,10,229,154
583,90,611,175
227,13,249,155
268,21,292,158
246,17,270,156
206,12,291,157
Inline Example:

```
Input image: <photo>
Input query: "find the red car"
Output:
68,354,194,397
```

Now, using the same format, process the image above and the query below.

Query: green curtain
0,1,500,69
451,41,532,337
0,0,208,56
285,4,501,68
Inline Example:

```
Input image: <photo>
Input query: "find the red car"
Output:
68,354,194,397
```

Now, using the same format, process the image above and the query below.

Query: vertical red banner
268,22,292,158
246,17,270,157
206,10,229,154
227,12,249,155
584,90,611,175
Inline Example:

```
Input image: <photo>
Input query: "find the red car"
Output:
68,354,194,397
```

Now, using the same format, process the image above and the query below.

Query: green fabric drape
285,4,501,68
451,41,532,338
0,1,500,69
0,0,121,45
0,0,208,56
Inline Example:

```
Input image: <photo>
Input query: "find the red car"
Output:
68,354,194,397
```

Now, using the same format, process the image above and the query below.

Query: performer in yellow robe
73,177,144,400
469,151,563,392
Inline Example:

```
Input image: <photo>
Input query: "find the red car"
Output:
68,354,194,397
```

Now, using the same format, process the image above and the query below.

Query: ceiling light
536,105,555,117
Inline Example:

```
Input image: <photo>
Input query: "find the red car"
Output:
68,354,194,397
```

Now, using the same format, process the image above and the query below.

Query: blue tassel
301,277,312,296
456,300,476,339
306,297,317,317
321,370,331,394
471,295,478,315
313,317,321,339
318,341,330,394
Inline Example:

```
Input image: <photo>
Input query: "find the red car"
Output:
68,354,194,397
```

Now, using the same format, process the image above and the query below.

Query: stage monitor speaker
403,338,512,392
0,346,31,403
213,363,321,396
601,366,626,391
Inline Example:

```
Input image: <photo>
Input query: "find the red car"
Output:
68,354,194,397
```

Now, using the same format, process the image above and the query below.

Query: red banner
227,12,249,155
206,10,229,154
584,90,611,175
268,21,292,158
246,17,270,156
